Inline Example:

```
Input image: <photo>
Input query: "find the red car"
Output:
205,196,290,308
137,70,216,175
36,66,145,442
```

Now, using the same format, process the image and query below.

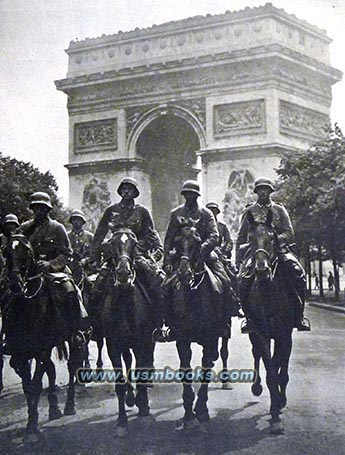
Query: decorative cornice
67,3,330,52
65,158,147,175
197,143,301,163
55,44,341,92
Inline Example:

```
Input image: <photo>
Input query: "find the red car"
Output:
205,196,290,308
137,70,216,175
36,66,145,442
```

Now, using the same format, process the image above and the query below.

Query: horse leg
96,338,104,371
176,338,198,430
258,337,283,433
249,333,263,396
220,336,231,389
43,353,63,421
194,339,219,423
0,353,3,395
22,357,45,443
275,331,293,411
64,339,83,416
122,348,135,408
132,343,153,417
106,339,127,436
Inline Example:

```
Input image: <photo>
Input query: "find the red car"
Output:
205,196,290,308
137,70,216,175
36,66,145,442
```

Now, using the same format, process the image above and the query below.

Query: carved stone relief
67,57,329,112
223,169,255,236
81,178,111,231
74,118,117,152
214,100,266,137
279,100,329,138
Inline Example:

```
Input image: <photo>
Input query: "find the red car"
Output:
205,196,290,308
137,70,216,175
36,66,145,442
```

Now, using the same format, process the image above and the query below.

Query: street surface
0,304,344,455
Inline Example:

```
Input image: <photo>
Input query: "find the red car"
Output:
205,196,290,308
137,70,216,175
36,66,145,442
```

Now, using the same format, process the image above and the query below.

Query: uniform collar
256,201,272,208
72,229,84,236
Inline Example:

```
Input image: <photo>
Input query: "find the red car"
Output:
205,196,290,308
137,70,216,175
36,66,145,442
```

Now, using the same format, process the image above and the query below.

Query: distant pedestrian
328,271,334,291
313,272,319,290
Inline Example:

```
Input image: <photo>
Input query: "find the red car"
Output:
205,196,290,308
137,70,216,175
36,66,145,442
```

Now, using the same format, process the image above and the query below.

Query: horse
238,209,295,434
93,228,155,436
0,234,86,443
163,218,231,429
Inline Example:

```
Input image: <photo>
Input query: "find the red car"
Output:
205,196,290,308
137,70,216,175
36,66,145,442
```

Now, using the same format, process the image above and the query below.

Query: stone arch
127,104,206,157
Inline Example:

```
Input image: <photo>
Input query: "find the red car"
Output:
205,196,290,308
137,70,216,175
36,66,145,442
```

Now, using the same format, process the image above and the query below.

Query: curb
308,302,345,314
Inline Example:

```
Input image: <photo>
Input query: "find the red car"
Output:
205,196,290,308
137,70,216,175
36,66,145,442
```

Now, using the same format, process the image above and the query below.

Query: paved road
1,304,345,455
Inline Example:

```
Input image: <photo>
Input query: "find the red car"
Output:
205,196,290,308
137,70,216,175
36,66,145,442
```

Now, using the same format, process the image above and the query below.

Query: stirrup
296,317,311,332
240,319,254,334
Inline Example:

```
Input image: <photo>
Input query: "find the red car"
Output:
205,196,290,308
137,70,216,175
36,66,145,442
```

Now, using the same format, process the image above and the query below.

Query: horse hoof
221,382,232,390
49,407,63,421
64,405,76,416
125,393,136,408
115,425,128,438
270,421,284,435
183,417,200,431
23,428,42,444
138,407,150,417
251,382,263,396
195,411,210,423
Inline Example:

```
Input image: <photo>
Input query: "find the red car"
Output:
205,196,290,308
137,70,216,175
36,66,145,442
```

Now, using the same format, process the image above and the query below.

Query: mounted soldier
163,181,234,337
205,201,242,318
90,177,164,335
236,177,311,333
20,192,87,331
67,210,94,284
0,214,20,263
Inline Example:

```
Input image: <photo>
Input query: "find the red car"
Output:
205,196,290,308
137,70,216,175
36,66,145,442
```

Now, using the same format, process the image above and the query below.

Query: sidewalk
307,301,345,314
307,289,345,314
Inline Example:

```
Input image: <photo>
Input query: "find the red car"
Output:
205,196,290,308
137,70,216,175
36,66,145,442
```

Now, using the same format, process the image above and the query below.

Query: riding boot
294,289,311,331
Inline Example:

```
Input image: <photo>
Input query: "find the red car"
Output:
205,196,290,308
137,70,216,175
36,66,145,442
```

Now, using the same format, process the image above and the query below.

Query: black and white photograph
1,0,345,453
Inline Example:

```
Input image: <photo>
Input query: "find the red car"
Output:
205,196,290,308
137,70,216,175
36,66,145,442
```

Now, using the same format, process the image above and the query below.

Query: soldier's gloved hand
37,260,51,272
163,263,173,274
152,249,163,262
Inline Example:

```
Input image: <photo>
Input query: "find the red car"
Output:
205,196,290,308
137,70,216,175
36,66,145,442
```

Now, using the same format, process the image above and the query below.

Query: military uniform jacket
217,221,233,256
163,203,219,267
91,201,161,259
236,201,295,257
21,217,72,272
67,229,94,261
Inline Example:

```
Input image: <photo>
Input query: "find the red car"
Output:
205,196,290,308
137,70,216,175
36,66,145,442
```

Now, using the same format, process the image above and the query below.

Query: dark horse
164,218,229,429
95,228,155,437
238,210,295,434
0,234,85,443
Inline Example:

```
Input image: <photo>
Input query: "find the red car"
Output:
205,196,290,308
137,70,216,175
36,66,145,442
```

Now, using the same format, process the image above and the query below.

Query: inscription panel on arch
74,118,117,153
213,99,266,137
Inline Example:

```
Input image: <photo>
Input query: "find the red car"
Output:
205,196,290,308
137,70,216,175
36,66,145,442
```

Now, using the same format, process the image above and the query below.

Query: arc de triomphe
55,3,342,237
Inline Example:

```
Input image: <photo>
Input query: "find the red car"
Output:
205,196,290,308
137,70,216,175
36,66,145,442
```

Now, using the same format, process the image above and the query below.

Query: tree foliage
0,152,69,225
275,124,345,298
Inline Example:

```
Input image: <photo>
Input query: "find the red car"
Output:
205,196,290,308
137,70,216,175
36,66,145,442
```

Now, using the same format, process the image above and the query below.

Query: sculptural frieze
74,118,117,151
279,100,329,138
214,100,266,137
81,178,111,231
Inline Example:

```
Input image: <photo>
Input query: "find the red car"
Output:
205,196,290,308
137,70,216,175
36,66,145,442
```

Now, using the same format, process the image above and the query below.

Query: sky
1,0,345,206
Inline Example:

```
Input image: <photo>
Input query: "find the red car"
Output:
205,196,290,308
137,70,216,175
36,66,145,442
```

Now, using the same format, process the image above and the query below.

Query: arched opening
136,113,200,236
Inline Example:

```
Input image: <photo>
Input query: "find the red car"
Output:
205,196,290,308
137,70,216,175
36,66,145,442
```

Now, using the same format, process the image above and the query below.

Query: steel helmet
69,209,86,224
29,192,53,209
205,201,220,214
253,177,275,193
180,180,201,196
3,214,19,226
117,177,140,198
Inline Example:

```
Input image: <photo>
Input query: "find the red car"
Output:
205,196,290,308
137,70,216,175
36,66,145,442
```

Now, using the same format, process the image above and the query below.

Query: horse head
174,217,202,287
108,229,137,288
5,234,35,294
247,209,276,280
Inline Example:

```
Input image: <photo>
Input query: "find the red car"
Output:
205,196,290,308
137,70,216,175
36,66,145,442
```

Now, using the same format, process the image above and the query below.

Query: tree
275,124,345,300
0,152,69,225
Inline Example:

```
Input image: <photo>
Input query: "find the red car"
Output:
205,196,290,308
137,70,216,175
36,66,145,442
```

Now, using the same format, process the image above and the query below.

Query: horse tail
56,342,69,362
